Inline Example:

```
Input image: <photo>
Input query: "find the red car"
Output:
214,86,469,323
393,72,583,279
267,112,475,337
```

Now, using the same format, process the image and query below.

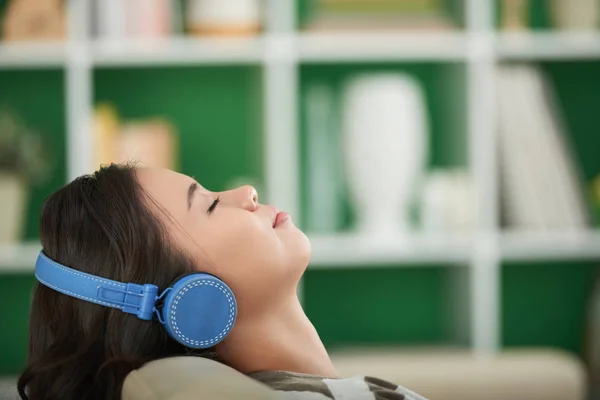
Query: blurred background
1,0,600,399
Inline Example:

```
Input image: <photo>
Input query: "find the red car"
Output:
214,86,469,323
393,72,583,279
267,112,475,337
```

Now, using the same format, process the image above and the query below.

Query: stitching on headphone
35,274,121,309
170,280,235,346
41,256,125,289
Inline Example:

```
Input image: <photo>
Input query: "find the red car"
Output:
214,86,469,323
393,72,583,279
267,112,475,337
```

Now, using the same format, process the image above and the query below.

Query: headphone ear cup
161,274,237,349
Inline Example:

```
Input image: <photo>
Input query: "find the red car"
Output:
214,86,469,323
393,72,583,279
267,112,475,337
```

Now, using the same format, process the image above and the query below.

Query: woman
17,163,426,400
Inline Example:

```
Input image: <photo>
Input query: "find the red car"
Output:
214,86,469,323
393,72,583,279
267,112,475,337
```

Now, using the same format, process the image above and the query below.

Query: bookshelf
0,0,599,373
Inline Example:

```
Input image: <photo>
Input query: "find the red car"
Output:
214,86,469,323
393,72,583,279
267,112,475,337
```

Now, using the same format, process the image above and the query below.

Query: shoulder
249,371,428,400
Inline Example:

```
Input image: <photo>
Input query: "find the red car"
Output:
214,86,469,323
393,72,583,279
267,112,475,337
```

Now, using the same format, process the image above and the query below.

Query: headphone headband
35,252,159,320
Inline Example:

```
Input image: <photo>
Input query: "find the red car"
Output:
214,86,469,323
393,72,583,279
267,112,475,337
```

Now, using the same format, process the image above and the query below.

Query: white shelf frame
6,31,600,68
5,31,600,68
497,31,600,60
465,0,499,354
1,0,600,356
0,41,66,69
297,31,470,62
8,231,600,272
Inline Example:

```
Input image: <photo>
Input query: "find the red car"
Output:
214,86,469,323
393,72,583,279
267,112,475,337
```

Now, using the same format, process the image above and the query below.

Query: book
93,104,120,169
93,0,176,40
92,104,179,170
500,0,529,31
497,65,589,231
114,119,178,170
2,0,65,41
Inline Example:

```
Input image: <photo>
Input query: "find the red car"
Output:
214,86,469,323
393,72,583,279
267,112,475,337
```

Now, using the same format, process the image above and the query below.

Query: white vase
421,169,475,232
341,73,428,237
306,83,343,233
551,0,599,30
0,173,27,243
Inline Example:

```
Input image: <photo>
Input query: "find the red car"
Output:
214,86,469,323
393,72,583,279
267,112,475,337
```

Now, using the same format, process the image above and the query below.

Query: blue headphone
34,251,237,349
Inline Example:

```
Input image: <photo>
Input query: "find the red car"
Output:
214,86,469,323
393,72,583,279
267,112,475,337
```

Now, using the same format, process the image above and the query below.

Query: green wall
0,69,67,240
542,62,600,184
93,66,264,193
0,276,35,375
502,262,599,353
304,266,456,348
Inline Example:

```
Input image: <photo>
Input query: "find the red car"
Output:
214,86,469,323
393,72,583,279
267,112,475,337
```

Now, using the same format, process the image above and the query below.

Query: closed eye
207,197,220,214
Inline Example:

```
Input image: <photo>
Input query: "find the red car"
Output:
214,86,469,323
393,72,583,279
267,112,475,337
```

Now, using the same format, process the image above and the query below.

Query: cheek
184,212,310,306
192,215,286,282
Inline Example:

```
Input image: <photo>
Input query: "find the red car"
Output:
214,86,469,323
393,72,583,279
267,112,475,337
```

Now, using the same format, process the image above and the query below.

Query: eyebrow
187,182,198,210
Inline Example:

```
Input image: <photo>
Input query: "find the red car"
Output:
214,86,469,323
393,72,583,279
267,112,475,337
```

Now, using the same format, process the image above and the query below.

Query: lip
273,211,290,228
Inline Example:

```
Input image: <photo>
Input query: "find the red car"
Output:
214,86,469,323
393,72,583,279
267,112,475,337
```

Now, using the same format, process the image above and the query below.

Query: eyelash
207,197,220,214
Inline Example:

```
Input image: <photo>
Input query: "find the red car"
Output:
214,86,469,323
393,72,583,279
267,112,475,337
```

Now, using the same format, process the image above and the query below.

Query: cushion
121,356,277,400
331,347,586,400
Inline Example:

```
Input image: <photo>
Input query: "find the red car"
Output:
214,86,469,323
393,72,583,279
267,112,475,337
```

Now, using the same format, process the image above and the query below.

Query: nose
241,185,258,211
223,185,258,211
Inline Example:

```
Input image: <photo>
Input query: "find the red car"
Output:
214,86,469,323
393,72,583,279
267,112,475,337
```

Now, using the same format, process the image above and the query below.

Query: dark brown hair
17,163,215,400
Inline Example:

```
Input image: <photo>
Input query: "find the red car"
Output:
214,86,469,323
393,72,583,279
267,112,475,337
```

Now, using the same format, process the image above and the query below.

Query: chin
296,227,312,258
285,229,312,276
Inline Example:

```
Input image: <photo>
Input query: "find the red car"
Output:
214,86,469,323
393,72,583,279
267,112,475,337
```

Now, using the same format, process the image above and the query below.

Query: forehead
136,167,190,192
135,168,192,219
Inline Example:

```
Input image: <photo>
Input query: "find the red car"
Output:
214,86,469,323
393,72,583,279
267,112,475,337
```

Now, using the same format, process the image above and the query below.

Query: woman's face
136,168,310,308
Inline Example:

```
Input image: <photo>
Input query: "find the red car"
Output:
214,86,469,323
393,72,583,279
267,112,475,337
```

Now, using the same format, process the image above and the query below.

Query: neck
216,293,338,378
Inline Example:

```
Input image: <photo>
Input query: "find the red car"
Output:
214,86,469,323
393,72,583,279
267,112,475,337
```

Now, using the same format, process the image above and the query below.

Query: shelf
3,32,600,69
497,32,600,60
308,230,600,267
0,33,469,70
308,232,474,267
91,36,265,67
297,31,469,62
501,230,600,262
3,231,600,273
0,42,66,69
0,242,40,273
0,376,17,397
92,32,469,66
